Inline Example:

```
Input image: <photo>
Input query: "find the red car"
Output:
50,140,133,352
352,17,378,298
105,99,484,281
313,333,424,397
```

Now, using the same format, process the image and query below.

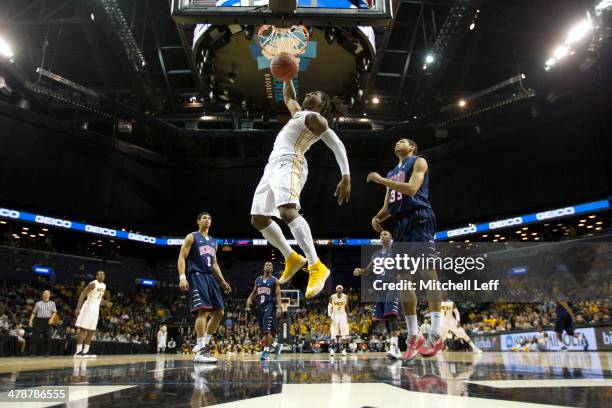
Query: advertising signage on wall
1,199,609,246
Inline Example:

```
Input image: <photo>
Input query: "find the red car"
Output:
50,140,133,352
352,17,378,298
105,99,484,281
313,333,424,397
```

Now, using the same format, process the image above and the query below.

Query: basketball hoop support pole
269,0,297,15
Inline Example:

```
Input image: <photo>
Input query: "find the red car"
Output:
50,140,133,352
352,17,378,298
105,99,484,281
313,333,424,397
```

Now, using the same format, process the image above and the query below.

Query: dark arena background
0,0,611,407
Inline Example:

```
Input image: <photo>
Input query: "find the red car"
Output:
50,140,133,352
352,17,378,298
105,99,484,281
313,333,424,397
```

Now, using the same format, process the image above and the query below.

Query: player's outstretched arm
306,113,351,205
353,260,374,277
177,234,194,292
367,157,428,197
283,80,301,116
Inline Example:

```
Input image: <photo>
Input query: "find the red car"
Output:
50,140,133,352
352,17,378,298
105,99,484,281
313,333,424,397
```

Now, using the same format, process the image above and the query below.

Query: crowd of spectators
2,280,612,356
0,280,172,350
463,300,612,334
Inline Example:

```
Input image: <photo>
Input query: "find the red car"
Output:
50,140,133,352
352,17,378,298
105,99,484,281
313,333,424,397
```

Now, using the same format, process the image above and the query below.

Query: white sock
83,344,90,353
272,341,278,347
76,344,83,353
203,334,212,346
288,217,318,265
264,346,270,352
430,312,441,336
406,315,419,336
260,222,293,259
197,336,204,347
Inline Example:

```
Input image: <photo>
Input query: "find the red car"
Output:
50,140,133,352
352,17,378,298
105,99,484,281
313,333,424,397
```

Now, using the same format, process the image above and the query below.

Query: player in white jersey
438,301,482,353
157,325,168,353
74,271,112,358
511,328,550,351
250,80,351,299
328,285,350,356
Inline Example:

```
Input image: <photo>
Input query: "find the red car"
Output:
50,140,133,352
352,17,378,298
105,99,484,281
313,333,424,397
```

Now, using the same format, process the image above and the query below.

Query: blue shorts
374,296,403,320
188,272,224,315
555,309,575,335
258,303,277,335
393,207,436,244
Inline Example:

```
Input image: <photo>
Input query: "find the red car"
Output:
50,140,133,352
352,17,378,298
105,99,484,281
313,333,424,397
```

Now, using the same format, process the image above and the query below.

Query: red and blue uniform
387,156,436,248
187,232,224,315
372,247,403,321
554,302,575,335
255,276,278,335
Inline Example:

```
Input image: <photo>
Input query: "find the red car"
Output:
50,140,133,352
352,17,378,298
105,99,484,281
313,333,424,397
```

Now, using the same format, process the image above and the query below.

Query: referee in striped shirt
28,290,57,357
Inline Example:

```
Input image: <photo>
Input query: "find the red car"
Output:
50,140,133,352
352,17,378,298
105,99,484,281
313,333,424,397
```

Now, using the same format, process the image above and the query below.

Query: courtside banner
595,326,612,351
359,239,612,303
500,328,597,351
472,335,501,351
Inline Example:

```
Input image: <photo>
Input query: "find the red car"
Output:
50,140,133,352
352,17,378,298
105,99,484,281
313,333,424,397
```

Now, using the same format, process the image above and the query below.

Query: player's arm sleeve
320,128,350,176
328,302,333,317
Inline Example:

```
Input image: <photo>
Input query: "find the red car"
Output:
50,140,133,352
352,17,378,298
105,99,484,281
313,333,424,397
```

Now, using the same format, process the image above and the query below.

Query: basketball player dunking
246,261,282,360
354,230,403,359
328,285,349,357
74,270,112,359
368,138,443,360
250,80,351,299
178,212,231,364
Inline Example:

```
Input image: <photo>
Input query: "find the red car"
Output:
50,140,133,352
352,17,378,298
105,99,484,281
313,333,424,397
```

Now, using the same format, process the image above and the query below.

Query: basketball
270,53,298,81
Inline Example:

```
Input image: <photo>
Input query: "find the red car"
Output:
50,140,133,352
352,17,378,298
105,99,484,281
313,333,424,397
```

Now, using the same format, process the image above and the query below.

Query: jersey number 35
389,190,403,203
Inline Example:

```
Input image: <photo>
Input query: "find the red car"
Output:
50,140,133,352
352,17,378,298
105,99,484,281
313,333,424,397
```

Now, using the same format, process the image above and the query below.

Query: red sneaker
418,334,444,357
401,335,425,361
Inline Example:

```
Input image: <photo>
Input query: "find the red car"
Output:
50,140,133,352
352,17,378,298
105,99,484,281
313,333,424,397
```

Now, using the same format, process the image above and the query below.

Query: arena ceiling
0,0,609,159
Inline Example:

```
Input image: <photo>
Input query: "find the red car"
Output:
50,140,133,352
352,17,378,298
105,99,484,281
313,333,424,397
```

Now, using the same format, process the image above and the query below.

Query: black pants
30,318,51,356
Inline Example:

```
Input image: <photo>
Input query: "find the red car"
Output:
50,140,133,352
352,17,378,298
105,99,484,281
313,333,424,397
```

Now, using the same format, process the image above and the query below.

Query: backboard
191,21,376,112
280,289,300,308
172,0,394,27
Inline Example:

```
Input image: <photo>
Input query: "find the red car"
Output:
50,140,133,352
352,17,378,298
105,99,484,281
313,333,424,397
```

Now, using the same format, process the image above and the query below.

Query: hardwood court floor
1,351,611,407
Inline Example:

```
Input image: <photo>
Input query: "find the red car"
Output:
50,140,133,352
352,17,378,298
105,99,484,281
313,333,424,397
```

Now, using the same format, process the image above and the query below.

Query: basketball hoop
280,298,290,313
257,25,310,58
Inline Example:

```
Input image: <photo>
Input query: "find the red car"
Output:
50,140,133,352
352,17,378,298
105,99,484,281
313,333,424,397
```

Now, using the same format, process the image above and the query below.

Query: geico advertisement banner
501,327,597,351
472,335,501,351
595,326,612,351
